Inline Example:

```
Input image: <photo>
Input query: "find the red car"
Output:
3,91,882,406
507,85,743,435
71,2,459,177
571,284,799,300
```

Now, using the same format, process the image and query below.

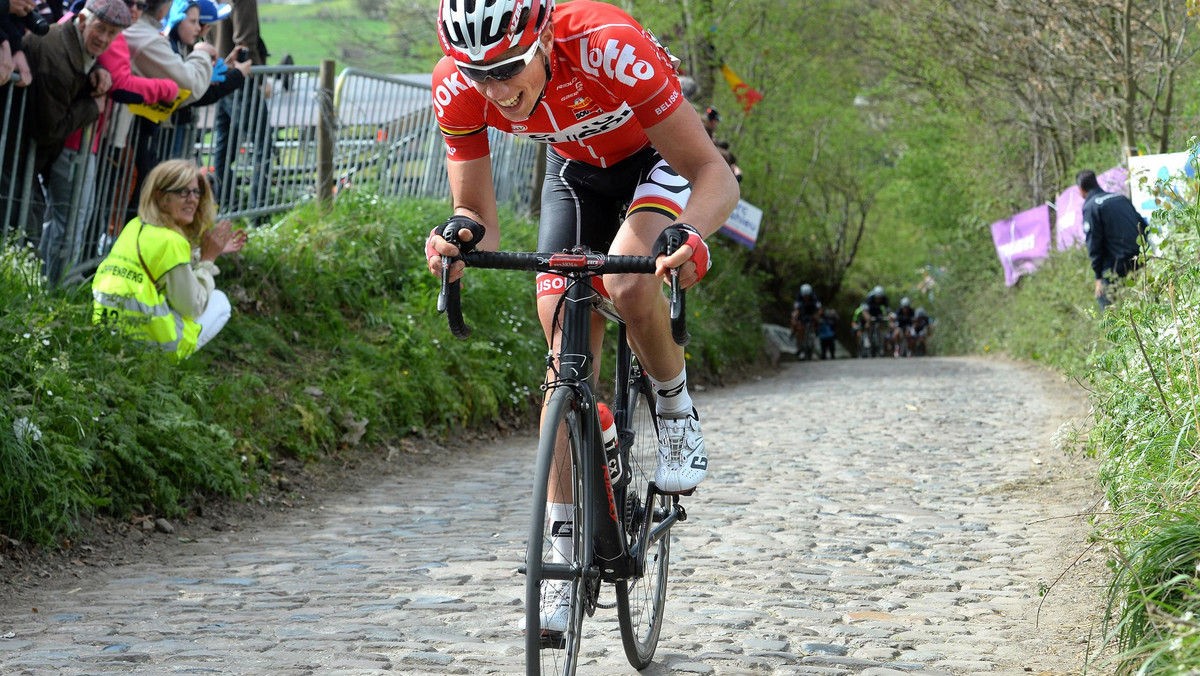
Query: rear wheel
526,388,587,676
615,369,670,669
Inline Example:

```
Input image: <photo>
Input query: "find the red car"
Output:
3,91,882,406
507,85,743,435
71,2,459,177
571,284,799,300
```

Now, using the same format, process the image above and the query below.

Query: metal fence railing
0,63,540,287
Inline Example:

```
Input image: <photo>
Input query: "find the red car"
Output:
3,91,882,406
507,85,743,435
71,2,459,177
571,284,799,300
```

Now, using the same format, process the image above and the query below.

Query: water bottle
597,403,627,488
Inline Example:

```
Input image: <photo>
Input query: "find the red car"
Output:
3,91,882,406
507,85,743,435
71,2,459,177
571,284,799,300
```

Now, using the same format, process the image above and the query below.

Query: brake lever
437,255,452,313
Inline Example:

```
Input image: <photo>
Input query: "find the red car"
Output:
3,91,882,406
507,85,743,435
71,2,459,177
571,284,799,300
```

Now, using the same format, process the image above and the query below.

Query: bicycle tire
615,369,670,669
525,388,588,676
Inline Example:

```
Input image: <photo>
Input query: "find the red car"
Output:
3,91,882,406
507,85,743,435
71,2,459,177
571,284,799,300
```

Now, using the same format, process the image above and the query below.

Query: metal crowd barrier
0,63,540,287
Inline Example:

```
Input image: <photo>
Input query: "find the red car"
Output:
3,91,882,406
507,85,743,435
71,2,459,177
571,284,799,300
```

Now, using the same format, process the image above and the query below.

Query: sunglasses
456,40,541,83
125,1,148,9
166,187,203,198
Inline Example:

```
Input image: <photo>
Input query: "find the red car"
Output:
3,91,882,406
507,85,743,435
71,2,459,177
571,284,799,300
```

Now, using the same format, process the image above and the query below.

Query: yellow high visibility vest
92,218,200,360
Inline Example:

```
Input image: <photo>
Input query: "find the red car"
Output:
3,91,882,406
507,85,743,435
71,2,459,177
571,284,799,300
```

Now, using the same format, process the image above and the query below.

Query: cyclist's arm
447,155,501,252
644,105,739,281
428,155,501,279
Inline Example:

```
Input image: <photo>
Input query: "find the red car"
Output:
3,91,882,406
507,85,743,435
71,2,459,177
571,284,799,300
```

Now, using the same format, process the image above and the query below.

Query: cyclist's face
470,33,550,122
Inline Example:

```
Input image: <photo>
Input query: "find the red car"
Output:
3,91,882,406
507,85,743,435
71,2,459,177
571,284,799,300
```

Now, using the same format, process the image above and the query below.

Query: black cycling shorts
536,146,691,256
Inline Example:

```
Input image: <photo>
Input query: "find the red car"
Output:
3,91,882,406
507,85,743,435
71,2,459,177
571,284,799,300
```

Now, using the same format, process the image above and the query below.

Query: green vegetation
0,192,762,547
946,155,1200,674
258,1,441,71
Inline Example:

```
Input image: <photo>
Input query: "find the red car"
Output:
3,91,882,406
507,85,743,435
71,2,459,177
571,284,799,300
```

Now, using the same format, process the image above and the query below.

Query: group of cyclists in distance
791,284,933,360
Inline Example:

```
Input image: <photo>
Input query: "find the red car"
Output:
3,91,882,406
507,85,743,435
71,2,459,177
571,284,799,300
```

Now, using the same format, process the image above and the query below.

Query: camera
21,11,50,36
237,47,249,62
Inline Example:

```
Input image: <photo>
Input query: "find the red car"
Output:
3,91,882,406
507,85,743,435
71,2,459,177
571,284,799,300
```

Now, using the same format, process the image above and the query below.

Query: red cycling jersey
432,0,685,169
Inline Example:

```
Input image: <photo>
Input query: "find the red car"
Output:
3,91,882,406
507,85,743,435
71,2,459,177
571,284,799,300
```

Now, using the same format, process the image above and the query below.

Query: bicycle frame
440,247,688,579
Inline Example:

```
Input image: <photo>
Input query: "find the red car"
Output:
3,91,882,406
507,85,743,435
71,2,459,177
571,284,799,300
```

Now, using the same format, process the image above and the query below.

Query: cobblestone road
0,357,1106,675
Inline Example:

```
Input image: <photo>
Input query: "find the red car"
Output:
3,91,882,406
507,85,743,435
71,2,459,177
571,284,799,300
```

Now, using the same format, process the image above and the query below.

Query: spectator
2,0,37,88
210,0,271,212
817,307,838,360
164,0,249,155
0,0,126,255
125,0,213,102
92,158,246,360
42,0,181,284
120,0,215,220
1078,168,1148,311
702,106,719,139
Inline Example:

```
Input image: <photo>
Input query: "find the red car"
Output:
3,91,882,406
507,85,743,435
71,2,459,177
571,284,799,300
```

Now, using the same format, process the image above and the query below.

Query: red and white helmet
438,0,554,63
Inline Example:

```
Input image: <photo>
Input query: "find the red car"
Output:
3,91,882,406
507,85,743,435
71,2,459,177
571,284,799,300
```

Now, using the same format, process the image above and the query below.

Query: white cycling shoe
518,580,571,633
653,408,708,494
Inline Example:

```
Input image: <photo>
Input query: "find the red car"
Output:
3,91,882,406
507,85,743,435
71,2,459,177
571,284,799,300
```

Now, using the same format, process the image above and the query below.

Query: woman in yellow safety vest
92,158,246,360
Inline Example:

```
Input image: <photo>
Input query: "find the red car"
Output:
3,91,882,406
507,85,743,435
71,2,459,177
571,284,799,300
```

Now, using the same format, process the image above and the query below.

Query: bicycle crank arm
517,562,601,581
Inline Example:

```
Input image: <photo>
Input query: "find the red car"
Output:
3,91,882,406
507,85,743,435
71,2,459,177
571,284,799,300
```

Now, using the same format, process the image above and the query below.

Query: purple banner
1055,164,1127,250
1098,166,1129,195
991,204,1051,287
1055,185,1085,250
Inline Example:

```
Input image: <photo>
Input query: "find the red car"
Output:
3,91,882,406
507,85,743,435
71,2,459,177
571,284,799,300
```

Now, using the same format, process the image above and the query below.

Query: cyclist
852,302,871,356
913,307,932,355
790,283,821,357
425,0,739,633
865,285,889,322
892,297,915,357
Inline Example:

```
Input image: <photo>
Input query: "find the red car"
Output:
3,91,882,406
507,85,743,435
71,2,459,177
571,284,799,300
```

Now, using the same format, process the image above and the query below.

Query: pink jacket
64,33,180,153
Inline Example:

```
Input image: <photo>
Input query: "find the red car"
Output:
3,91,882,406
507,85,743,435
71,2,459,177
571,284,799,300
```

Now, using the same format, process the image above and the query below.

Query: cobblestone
0,357,1105,674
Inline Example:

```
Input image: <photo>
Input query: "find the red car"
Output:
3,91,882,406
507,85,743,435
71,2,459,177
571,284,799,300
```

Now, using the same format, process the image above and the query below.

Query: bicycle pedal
539,630,566,650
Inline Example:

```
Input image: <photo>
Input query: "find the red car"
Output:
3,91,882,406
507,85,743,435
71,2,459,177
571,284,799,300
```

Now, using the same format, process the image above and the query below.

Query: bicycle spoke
526,389,586,676
615,370,669,669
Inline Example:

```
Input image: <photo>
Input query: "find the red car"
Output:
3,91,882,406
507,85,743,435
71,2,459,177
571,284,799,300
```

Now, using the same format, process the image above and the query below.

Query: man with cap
0,0,127,254
42,0,181,283
703,106,720,139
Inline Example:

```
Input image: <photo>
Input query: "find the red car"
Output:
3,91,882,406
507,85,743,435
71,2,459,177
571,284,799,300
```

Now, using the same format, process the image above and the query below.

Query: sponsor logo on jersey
566,96,594,110
433,71,471,118
654,89,680,117
573,107,599,121
519,104,635,144
555,77,584,93
579,37,655,87
512,124,528,132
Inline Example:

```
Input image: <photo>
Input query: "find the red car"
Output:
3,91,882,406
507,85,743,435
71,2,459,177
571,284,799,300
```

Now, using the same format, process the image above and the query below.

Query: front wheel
526,388,587,676
615,370,670,669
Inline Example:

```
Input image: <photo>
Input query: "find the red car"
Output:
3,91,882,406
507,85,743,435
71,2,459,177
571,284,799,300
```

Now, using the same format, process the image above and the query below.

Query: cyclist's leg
603,155,706,494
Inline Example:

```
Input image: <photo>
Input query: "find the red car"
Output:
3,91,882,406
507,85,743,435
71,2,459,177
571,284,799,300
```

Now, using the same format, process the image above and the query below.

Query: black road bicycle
439,243,691,676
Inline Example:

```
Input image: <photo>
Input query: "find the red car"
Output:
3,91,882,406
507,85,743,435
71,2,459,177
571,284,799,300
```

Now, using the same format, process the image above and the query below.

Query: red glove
652,223,711,282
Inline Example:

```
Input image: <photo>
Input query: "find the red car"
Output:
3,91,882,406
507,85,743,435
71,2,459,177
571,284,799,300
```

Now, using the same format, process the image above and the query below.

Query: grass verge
0,191,764,547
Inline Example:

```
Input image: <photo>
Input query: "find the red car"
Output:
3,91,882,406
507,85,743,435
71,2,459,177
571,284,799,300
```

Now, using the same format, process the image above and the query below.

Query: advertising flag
720,64,764,113
1056,165,1128,250
991,204,1051,287
1054,185,1084,251
720,199,763,249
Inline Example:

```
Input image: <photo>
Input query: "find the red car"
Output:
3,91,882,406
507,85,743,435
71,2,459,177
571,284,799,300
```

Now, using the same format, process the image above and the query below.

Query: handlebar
437,249,689,346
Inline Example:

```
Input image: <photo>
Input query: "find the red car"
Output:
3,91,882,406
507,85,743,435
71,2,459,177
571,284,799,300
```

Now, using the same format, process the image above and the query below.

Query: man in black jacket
1079,169,1147,310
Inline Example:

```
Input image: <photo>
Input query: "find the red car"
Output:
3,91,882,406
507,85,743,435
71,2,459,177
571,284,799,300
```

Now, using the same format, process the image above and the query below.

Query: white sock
548,503,574,564
650,368,693,418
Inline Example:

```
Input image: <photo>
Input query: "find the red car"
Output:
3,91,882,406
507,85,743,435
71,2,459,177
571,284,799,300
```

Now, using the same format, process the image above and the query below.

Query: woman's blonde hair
138,159,215,245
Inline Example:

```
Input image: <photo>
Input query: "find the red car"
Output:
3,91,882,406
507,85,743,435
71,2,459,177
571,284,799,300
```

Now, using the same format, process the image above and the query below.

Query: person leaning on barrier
163,0,248,158
42,0,183,284
0,0,126,251
93,159,246,360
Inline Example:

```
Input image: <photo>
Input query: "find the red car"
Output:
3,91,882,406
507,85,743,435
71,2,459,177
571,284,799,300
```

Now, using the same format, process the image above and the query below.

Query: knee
606,274,659,323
